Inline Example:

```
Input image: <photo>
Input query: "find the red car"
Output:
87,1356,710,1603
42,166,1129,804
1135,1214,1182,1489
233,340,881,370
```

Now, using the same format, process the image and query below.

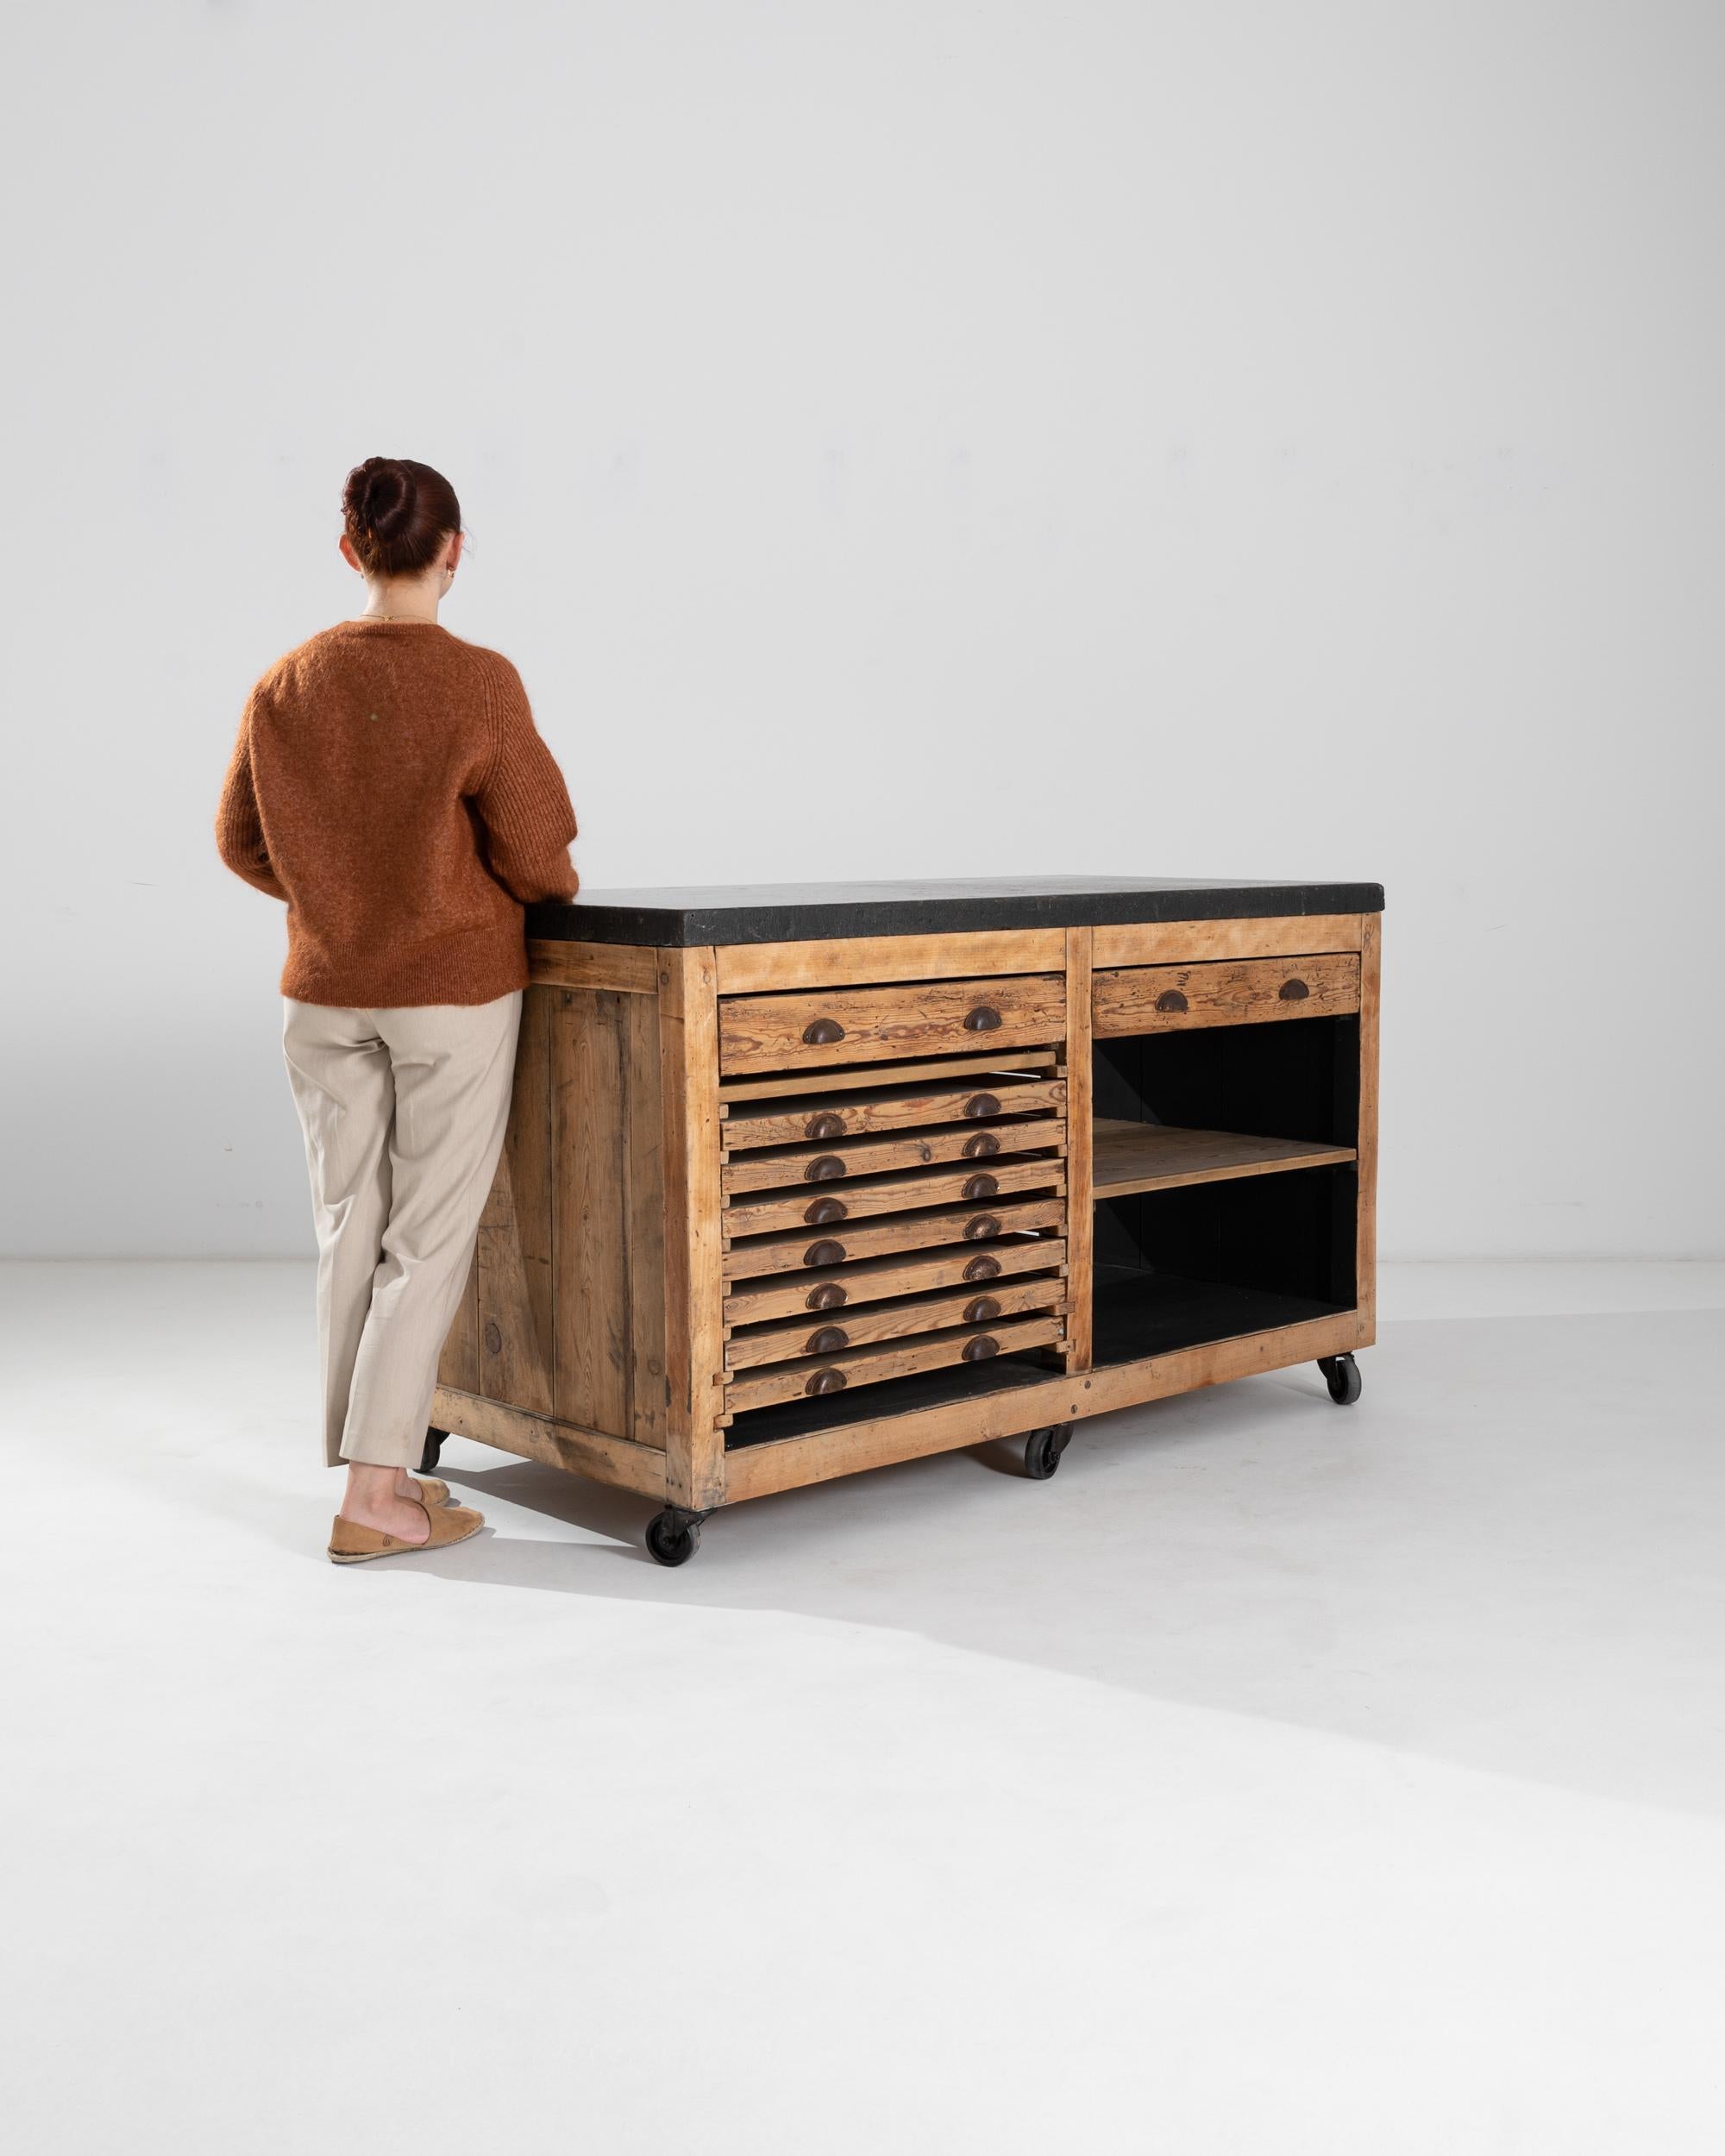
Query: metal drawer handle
1279,977,1310,1001
963,1295,1001,1324
806,1368,848,1396
961,1334,1000,1362
961,1131,1000,1159
963,1006,1002,1031
806,1326,849,1355
963,1092,1001,1119
961,1172,1000,1201
802,1017,846,1045
1155,988,1189,1013
962,1252,1002,1282
804,1154,847,1181
804,1238,847,1268
805,1111,845,1140
806,1281,848,1310
963,1213,1002,1240
804,1194,848,1225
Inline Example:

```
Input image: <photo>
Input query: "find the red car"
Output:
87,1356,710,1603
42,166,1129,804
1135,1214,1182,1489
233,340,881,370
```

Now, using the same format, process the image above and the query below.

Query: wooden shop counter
425,878,1383,1564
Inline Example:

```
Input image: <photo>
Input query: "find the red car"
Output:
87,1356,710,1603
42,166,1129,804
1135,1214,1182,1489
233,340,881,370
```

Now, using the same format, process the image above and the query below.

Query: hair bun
341,455,462,581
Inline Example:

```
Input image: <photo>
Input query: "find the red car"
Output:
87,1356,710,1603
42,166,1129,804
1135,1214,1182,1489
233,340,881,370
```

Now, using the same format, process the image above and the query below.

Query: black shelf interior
724,1349,1058,1450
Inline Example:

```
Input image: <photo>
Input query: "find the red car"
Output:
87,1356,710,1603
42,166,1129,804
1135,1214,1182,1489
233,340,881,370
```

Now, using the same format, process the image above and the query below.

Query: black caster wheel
1024,1425,1073,1480
645,1507,704,1567
419,1426,448,1474
1318,1354,1362,1406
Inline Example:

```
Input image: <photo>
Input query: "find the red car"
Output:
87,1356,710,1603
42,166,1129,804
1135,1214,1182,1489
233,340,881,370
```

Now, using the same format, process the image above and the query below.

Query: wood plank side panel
660,947,727,1510
1062,926,1094,1372
552,989,631,1437
476,986,555,1415
715,928,1067,994
1092,915,1364,968
1355,912,1382,1344
430,1386,668,1501
625,988,669,1449
528,939,660,993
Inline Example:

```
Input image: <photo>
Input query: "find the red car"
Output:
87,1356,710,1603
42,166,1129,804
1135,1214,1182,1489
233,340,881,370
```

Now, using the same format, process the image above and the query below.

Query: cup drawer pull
961,1131,1000,1158
963,1213,1002,1240
803,1238,847,1267
962,1295,1001,1324
806,1281,848,1309
803,1155,847,1181
806,1368,848,1395
1278,977,1310,1001
804,1195,848,1225
963,1006,1002,1032
805,1326,850,1354
961,1172,1000,1201
1156,988,1189,1013
963,1252,1002,1282
802,1017,846,1045
961,1335,1000,1362
804,1111,846,1140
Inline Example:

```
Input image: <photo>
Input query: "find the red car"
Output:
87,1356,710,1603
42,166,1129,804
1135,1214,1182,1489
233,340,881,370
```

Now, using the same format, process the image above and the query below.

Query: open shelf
1093,1118,1356,1200
1092,1264,1348,1365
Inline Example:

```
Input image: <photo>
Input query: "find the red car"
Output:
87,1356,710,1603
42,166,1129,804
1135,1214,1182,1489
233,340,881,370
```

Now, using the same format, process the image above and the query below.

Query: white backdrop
2,0,1720,1258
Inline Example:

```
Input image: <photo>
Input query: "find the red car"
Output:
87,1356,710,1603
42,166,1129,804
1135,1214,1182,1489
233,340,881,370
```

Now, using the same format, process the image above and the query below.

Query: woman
216,456,580,1564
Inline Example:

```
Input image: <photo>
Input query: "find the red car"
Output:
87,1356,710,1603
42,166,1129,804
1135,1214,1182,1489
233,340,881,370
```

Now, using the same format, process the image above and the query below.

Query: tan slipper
328,1499,484,1564
408,1475,458,1509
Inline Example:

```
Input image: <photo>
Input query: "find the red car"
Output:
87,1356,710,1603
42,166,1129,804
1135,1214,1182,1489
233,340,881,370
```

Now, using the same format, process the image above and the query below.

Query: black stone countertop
526,876,1385,949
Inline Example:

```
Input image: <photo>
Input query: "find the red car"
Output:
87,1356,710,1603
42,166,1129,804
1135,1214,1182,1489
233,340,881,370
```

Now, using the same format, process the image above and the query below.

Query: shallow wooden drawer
723,1113,1064,1194
724,1153,1064,1238
721,1069,1067,1150
723,1235,1067,1323
726,1270,1068,1369
718,974,1066,1075
1092,953,1360,1037
721,1192,1066,1281
726,1311,1065,1413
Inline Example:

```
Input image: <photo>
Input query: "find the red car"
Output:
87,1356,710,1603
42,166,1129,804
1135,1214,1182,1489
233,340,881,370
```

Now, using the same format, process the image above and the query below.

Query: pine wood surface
721,1113,1066,1192
724,1152,1065,1238
1062,926,1095,1373
721,1235,1067,1325
715,928,1066,994
720,1071,1067,1150
526,939,660,993
1092,952,1360,1037
1090,914,1364,969
718,1052,1057,1103
725,1271,1068,1369
721,1193,1067,1280
718,974,1066,1075
725,1312,1064,1413
1091,1119,1357,1198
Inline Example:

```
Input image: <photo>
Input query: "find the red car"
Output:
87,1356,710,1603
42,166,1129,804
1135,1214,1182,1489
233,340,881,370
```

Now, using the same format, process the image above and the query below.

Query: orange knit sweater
216,617,578,1006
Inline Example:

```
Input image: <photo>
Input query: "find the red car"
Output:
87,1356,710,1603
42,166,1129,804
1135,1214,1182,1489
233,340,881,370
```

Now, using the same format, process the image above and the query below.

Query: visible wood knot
484,1319,503,1356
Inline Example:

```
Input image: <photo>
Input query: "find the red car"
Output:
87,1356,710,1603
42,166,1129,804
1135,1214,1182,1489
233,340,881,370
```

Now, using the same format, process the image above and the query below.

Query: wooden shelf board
1092,1119,1356,1199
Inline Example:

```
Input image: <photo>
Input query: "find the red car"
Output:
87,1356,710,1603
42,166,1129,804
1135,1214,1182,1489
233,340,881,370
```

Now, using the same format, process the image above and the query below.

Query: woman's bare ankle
340,1462,430,1543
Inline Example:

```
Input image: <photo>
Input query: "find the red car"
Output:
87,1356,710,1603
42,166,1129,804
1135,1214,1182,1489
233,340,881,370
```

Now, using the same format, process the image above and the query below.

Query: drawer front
722,1235,1067,1325
718,974,1066,1075
726,1270,1068,1369
1093,953,1360,1037
724,1153,1064,1238
726,1312,1065,1413
721,1069,1067,1150
723,1113,1065,1193
722,1193,1065,1281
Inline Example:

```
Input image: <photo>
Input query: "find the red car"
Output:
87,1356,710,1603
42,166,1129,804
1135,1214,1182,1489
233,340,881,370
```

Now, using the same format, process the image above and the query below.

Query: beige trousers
282,990,524,1469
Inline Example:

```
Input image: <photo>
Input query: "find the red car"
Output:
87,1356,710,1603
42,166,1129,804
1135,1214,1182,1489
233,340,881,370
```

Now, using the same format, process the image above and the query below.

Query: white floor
4,1261,1725,2154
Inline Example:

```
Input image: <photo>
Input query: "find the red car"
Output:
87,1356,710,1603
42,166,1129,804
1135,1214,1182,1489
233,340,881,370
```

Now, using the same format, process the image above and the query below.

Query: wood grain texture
721,1193,1067,1280
1062,926,1094,1374
723,1152,1065,1238
722,1235,1067,1324
430,1386,668,1501
718,1052,1056,1102
1355,912,1381,1344
660,947,727,1510
1092,953,1360,1037
725,1313,1064,1413
720,1072,1066,1150
477,986,554,1415
552,988,631,1436
715,929,1066,995
1092,1119,1357,1197
625,988,668,1449
718,974,1066,1075
1091,915,1364,969
726,1271,1067,1368
722,1114,1065,1192
722,1308,1366,1502
527,939,659,993
436,1249,480,1394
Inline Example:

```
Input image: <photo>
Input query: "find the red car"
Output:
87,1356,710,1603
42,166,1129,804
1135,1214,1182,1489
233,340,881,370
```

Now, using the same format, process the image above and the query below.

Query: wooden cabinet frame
431,910,1382,1541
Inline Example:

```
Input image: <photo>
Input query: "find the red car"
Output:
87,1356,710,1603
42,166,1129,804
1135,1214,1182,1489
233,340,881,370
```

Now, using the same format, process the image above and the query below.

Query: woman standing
216,456,580,1563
